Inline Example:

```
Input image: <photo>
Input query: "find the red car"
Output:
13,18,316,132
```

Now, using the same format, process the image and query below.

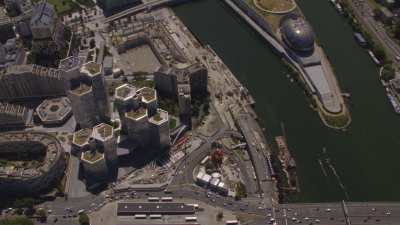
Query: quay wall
222,0,322,101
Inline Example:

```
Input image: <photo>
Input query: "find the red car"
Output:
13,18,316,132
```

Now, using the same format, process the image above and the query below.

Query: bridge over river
272,201,400,225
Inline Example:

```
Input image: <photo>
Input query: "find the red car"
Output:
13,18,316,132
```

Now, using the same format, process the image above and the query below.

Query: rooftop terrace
126,107,147,120
70,83,92,95
140,87,156,102
115,84,136,100
82,150,103,163
73,128,92,146
93,123,113,140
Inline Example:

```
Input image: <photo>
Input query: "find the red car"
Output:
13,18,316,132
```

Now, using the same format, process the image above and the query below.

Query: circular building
280,15,315,53
0,132,66,195
36,97,72,125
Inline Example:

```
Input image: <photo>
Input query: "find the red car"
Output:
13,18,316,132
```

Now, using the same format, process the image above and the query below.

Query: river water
173,0,400,202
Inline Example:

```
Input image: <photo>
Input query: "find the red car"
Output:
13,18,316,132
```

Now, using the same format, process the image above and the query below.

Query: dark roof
281,15,315,52
117,203,195,215
30,1,55,27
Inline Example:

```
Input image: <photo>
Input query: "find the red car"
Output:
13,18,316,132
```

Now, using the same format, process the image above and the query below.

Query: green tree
216,211,224,221
79,213,90,225
36,208,47,222
0,217,34,225
381,64,395,81
13,198,35,209
235,182,247,200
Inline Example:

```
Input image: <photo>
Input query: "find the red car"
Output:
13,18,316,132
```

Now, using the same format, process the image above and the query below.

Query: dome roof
281,16,315,52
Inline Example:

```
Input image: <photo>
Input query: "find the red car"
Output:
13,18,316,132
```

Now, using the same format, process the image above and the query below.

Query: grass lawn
256,0,295,11
32,0,81,15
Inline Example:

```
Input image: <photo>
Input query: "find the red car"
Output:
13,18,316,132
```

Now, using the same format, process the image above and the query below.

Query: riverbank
222,0,351,130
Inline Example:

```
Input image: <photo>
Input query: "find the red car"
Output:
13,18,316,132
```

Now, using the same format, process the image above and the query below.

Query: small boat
367,50,381,65
335,3,343,13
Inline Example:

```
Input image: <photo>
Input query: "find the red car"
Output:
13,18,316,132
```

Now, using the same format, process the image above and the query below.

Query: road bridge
104,0,194,23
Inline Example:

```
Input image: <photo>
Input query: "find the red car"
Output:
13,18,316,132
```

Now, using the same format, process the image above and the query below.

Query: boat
367,50,381,65
353,32,367,47
275,123,299,193
335,3,343,14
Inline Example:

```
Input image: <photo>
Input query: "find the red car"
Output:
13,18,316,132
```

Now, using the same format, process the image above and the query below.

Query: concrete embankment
222,0,351,130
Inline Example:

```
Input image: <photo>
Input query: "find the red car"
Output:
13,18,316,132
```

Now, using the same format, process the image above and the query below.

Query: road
349,0,400,61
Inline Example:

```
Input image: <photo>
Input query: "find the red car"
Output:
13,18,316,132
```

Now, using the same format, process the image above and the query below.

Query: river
173,0,400,202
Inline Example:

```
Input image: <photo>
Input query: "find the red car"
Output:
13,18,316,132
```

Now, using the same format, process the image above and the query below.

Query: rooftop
140,87,156,102
70,83,92,95
115,84,137,100
36,97,72,124
126,107,147,120
93,123,113,140
82,62,102,75
59,56,83,71
117,203,195,215
73,128,93,146
149,109,168,125
82,150,103,163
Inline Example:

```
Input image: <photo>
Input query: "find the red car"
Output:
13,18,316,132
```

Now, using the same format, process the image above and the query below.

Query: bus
149,214,162,219
161,197,173,202
134,214,146,219
185,216,197,222
147,197,160,202
186,203,199,209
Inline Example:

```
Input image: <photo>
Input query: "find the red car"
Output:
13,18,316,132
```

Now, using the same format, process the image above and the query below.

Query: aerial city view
2,0,400,224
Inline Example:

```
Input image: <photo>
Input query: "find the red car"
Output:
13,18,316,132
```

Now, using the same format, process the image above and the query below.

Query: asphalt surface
350,0,400,60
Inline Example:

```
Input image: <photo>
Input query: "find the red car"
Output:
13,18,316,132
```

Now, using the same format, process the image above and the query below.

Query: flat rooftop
140,87,156,102
149,109,168,125
81,62,102,76
70,83,92,95
115,84,137,100
73,128,93,147
82,150,104,163
93,123,113,140
126,107,147,120
117,203,195,215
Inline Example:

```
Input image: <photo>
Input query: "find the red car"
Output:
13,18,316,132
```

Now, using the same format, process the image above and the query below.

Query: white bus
134,214,146,219
226,220,239,225
161,197,173,202
186,203,199,209
185,216,197,222
147,197,160,202
149,214,162,219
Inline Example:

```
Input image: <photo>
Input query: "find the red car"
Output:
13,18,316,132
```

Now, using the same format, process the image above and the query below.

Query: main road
348,0,400,61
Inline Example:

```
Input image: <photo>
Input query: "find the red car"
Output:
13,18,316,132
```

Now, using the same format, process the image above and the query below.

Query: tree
211,149,224,167
79,213,90,225
235,182,247,200
0,217,34,225
13,198,34,209
216,211,224,221
36,208,47,222
381,64,395,81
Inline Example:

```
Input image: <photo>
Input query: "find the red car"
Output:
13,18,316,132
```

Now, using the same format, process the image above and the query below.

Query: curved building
0,132,66,195
280,16,315,53
279,14,343,114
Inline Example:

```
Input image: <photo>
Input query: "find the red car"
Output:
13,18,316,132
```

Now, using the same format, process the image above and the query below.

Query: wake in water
318,148,350,200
